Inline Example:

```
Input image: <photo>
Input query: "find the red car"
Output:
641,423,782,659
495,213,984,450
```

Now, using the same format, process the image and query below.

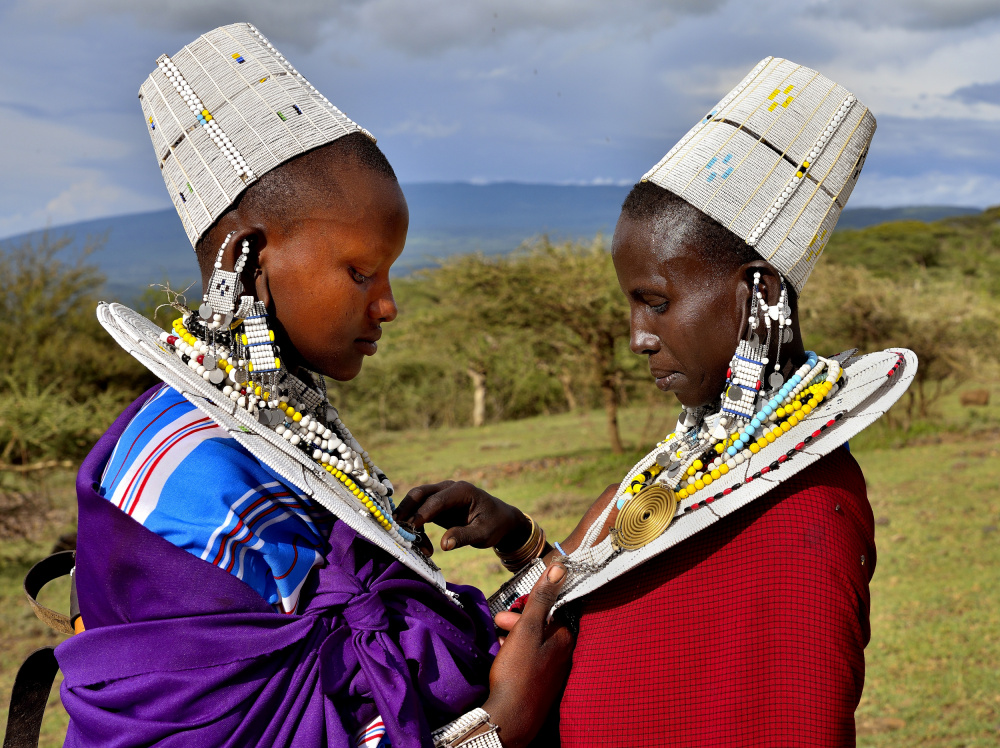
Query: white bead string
158,315,409,543
156,55,256,180
746,94,856,246
245,24,375,142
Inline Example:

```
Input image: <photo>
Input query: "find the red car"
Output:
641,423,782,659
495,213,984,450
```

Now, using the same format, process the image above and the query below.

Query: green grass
2,392,998,746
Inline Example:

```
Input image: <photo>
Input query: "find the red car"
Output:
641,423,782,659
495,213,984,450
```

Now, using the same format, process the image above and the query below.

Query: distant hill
833,205,980,230
0,182,980,300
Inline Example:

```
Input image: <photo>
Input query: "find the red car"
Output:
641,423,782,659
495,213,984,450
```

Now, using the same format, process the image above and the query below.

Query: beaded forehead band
139,22,373,248
642,57,876,293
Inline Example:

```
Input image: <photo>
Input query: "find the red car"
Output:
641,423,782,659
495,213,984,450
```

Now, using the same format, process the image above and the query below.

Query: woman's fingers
410,483,474,527
394,481,454,522
440,518,503,550
494,610,521,632
517,562,566,632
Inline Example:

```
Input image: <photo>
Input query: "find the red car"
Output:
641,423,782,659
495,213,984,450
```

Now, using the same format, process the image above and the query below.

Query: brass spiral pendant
612,485,677,550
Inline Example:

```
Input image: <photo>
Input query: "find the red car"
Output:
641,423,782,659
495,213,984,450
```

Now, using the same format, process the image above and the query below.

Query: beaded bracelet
431,708,503,748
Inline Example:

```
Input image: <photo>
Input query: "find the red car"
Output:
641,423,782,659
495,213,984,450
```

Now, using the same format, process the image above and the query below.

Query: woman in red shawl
405,57,916,747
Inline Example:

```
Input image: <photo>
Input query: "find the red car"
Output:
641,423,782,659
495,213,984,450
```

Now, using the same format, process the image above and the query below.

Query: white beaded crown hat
642,57,876,293
139,22,371,248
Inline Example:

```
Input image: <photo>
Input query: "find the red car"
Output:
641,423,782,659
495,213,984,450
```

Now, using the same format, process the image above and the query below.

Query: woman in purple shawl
57,24,572,748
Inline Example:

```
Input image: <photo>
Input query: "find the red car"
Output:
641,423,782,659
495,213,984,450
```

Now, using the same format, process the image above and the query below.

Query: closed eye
636,292,668,314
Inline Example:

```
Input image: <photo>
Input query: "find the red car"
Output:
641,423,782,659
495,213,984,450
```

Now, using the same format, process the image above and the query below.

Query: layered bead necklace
623,353,840,506
159,311,416,546
610,273,843,549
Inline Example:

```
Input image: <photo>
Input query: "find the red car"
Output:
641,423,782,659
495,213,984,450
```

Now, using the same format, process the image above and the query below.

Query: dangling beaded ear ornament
720,276,768,432
756,274,792,392
155,229,415,545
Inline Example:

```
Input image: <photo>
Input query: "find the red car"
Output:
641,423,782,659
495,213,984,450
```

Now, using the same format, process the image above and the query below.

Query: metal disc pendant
612,485,677,551
769,372,785,389
199,302,213,320
202,354,217,370
234,368,249,384
208,368,225,385
726,384,745,402
782,327,793,344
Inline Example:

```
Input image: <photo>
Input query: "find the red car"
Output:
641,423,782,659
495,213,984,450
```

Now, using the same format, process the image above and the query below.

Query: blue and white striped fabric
99,386,333,613
355,717,391,747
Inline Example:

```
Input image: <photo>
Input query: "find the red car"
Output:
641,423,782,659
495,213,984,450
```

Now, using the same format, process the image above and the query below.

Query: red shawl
560,447,875,747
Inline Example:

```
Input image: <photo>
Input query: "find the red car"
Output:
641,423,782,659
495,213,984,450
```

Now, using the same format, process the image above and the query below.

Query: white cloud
0,107,162,237
809,24,1000,121
385,116,462,139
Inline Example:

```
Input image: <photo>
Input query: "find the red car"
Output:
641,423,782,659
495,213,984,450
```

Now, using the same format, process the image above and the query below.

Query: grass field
2,392,998,746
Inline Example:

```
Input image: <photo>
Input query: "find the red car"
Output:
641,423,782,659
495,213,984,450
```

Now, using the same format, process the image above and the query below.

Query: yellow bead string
174,317,391,533
624,374,839,502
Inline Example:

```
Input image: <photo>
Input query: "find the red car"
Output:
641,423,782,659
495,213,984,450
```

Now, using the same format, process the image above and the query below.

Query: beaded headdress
138,22,371,248
642,57,876,293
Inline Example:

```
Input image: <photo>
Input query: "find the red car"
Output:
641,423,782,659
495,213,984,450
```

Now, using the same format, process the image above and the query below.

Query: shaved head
195,132,397,272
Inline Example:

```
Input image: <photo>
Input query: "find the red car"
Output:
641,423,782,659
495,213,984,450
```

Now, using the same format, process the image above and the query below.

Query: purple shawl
56,387,499,747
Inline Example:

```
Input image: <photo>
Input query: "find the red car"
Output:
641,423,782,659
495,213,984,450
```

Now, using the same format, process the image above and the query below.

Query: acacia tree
802,264,1000,424
403,256,553,427
512,237,631,453
0,233,151,468
438,237,631,452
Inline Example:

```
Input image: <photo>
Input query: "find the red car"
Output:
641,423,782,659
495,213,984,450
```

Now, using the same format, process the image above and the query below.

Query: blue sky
2,0,1000,238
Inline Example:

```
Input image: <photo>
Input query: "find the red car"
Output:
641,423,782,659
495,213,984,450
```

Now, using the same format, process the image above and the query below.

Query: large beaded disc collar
97,302,449,596
489,347,916,616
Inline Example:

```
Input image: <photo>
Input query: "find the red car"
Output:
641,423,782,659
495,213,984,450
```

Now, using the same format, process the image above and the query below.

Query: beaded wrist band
488,558,547,618
454,728,503,747
432,708,502,748
494,514,546,573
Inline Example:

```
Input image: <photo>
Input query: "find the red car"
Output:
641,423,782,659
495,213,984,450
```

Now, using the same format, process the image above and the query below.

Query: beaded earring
757,275,792,392
232,300,286,425
718,272,768,435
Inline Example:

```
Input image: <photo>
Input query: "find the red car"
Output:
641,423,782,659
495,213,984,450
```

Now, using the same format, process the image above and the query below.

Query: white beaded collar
490,347,917,614
97,302,449,596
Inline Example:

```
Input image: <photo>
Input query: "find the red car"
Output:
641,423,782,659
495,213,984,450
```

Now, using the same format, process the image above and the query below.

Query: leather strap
23,551,76,636
2,647,59,748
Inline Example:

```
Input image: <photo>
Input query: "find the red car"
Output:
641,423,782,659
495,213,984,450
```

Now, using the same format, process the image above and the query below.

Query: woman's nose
369,289,398,323
630,317,659,355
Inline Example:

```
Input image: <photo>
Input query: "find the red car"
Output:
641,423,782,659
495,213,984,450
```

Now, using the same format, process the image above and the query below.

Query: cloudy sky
2,0,1000,238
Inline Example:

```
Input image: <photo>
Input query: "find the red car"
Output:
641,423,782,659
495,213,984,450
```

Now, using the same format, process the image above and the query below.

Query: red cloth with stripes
560,447,875,747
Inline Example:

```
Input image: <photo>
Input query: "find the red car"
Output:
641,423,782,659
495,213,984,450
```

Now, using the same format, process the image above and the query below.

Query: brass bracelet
494,514,547,573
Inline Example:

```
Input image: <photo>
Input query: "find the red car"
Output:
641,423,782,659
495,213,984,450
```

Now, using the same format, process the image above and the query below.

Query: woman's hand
394,481,532,555
483,562,574,748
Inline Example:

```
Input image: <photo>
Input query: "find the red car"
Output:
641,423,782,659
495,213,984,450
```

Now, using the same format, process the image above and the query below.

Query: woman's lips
354,339,378,356
653,371,680,391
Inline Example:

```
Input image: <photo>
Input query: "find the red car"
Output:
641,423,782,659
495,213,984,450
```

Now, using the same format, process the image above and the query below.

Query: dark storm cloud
809,0,1000,30
950,81,1000,105
15,0,728,53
